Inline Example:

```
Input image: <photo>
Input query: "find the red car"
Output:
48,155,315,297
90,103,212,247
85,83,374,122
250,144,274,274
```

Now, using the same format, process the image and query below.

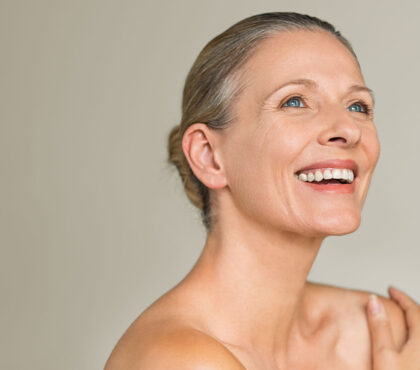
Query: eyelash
352,101,373,116
281,95,373,116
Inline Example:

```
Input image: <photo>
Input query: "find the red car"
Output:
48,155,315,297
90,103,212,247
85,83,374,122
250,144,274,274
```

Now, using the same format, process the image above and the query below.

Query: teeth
298,173,308,181
323,169,333,180
295,168,355,184
332,169,342,179
314,170,323,182
307,172,315,182
342,169,349,180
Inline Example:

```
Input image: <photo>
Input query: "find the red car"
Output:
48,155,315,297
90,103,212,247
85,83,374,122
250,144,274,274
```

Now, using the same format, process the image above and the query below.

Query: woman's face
218,29,380,237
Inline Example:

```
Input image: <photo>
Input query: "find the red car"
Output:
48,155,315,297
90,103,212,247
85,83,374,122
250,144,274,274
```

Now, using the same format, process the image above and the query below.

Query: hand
366,286,420,369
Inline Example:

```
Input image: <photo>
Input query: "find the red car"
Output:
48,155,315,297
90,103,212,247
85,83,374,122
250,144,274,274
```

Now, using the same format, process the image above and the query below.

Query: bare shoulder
104,320,246,370
306,281,408,349
103,278,246,370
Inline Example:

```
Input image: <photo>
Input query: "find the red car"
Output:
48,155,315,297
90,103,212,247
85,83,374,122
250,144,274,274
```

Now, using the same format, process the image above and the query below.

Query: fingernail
369,294,383,316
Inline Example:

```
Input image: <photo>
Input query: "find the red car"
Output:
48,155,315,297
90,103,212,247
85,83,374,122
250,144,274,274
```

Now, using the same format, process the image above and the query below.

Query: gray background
1,0,419,369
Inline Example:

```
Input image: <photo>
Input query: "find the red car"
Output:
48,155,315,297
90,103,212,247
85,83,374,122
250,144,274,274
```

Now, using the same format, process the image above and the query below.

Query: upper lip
295,159,358,178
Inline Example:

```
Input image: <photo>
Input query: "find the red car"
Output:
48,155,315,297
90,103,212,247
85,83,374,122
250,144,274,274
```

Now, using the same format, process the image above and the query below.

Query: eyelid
349,97,371,107
280,95,308,108
280,95,374,116
349,99,374,116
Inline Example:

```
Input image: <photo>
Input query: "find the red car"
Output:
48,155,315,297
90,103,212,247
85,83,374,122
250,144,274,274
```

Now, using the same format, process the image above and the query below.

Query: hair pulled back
167,12,359,232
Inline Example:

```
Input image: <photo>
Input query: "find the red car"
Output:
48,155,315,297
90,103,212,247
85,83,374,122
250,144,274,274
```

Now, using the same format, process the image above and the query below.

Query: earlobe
182,123,227,190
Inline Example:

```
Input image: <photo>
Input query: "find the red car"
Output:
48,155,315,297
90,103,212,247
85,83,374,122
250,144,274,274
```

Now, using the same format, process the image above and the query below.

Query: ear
181,123,227,190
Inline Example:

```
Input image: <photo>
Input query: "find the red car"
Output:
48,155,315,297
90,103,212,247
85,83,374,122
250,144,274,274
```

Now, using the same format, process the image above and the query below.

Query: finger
388,286,420,310
388,286,420,338
366,294,396,356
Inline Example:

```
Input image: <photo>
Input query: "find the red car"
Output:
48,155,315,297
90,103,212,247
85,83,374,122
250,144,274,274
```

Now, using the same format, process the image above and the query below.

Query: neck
183,210,325,361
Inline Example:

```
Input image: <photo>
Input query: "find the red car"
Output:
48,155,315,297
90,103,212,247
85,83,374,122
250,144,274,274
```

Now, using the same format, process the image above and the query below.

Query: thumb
366,294,396,357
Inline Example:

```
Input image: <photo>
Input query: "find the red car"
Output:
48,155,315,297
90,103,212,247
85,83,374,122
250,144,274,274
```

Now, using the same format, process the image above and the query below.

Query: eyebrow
264,78,375,107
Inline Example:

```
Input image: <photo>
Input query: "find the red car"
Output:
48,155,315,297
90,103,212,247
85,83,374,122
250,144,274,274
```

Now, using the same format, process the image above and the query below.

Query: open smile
294,159,358,193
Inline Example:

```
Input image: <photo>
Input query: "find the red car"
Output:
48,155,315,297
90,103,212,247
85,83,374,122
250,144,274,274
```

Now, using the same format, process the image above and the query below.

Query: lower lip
297,179,357,193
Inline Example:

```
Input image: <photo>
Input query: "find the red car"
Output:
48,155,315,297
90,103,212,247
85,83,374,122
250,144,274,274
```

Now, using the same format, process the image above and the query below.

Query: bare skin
366,286,420,370
105,279,408,369
105,30,417,369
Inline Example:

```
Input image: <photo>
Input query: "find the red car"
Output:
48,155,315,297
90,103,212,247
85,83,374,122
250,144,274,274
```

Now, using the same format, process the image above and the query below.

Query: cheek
222,129,267,204
225,124,308,227
364,125,381,167
272,122,309,155
355,126,380,205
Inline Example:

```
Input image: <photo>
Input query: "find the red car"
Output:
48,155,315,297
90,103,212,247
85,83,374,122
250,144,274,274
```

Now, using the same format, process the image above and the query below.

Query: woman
105,12,420,369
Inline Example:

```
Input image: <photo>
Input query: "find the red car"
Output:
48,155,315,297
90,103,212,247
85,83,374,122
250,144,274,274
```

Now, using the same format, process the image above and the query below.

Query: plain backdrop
1,0,419,369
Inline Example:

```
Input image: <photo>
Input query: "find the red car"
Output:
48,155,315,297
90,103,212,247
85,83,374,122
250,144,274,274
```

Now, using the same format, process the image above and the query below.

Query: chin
315,209,361,236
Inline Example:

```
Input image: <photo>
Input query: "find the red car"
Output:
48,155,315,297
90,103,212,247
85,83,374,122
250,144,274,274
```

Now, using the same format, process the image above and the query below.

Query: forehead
238,29,365,102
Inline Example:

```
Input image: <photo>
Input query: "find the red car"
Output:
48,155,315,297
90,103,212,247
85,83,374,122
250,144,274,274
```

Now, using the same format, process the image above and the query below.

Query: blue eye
348,102,368,114
282,97,304,108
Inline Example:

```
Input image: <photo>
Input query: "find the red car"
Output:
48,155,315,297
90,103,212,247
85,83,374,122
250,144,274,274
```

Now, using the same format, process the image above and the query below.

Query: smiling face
217,29,380,237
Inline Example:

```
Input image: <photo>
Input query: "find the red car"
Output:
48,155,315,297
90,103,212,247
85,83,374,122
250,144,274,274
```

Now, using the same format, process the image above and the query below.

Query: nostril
329,137,346,143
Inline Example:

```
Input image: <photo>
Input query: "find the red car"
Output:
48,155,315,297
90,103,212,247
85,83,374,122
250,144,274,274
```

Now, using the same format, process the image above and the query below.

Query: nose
317,108,362,148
